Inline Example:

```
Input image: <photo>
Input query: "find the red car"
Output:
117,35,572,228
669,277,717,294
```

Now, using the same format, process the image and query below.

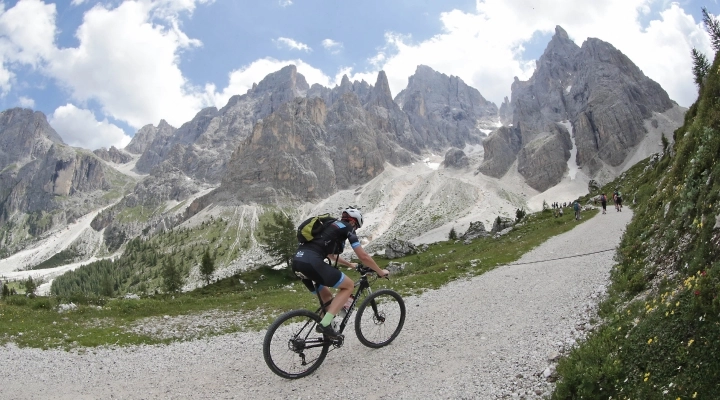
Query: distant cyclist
291,208,389,338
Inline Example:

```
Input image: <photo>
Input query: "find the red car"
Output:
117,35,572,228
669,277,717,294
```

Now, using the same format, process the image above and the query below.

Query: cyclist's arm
352,245,388,277
327,254,354,268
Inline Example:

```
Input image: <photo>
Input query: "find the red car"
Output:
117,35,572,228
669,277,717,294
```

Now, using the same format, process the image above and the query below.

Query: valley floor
0,208,633,399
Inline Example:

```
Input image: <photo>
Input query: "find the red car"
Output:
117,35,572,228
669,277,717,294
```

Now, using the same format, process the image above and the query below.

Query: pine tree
200,249,215,285
691,48,711,88
162,257,183,293
259,211,297,268
702,7,720,51
101,274,114,297
448,227,457,240
24,276,37,298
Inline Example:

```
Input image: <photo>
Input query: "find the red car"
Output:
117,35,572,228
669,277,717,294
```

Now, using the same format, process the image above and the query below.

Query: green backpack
296,214,337,243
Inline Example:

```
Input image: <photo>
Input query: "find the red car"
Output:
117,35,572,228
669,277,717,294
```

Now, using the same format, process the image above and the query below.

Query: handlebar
355,263,389,279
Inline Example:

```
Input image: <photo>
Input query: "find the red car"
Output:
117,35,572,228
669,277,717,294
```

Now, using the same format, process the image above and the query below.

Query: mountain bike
262,263,406,379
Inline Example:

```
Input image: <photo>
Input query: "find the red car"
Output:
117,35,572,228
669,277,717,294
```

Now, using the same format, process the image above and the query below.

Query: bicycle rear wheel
263,309,330,379
354,289,406,348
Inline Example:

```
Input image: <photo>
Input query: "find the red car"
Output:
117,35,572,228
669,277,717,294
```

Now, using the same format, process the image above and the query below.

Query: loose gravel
0,209,632,399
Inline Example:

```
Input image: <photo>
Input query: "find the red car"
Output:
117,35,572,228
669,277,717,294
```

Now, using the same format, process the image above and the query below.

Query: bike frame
314,265,376,334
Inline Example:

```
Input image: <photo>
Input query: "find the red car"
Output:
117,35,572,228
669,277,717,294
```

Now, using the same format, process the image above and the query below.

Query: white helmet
342,208,363,228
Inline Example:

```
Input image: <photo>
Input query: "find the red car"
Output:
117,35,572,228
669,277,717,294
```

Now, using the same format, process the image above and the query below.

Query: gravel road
0,209,632,399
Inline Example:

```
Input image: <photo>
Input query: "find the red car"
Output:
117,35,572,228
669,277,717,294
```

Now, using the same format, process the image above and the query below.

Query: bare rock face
517,124,572,191
93,146,132,164
477,126,522,178
125,120,176,155
364,71,423,155
569,38,674,175
396,65,499,151
480,26,678,191
0,108,64,167
442,147,470,169
307,75,372,106
133,65,309,183
215,93,414,203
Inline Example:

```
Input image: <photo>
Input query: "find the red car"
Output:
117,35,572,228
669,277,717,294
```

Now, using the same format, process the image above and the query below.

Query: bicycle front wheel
263,309,330,379
354,289,406,348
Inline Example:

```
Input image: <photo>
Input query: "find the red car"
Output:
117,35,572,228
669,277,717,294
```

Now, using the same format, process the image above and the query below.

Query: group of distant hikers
551,189,623,220
592,189,624,215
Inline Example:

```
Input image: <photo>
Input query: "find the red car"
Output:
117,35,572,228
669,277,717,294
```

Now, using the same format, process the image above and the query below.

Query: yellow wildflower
648,338,653,344
693,392,697,398
688,339,694,346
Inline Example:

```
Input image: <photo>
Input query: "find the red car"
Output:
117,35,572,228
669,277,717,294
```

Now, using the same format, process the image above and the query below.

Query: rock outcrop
461,221,490,240
442,147,469,169
385,239,419,259
94,146,132,164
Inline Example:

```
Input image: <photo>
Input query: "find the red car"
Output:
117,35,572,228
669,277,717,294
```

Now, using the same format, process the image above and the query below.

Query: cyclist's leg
326,276,354,316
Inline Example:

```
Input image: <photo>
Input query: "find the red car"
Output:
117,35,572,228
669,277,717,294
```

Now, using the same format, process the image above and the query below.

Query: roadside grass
0,206,596,350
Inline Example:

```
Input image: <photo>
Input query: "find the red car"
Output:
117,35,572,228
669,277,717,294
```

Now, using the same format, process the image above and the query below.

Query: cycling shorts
292,249,346,294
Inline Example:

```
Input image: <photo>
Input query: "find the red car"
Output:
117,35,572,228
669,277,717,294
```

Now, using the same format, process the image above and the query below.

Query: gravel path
0,209,632,399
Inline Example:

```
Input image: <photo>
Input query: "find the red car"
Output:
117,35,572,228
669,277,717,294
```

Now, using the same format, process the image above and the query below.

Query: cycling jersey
292,219,360,293
300,220,361,257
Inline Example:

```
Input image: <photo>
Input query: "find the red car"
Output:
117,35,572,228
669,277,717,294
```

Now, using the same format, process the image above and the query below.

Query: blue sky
0,0,717,150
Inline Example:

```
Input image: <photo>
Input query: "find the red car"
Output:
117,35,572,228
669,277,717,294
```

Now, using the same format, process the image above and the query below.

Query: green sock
320,312,335,327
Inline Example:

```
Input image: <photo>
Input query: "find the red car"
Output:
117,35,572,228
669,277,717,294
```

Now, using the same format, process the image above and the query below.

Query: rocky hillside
480,26,684,191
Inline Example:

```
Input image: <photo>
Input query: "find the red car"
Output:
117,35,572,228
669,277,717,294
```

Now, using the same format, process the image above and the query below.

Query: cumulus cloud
0,0,211,133
341,0,712,107
204,57,332,108
322,39,343,54
274,37,312,52
49,104,131,150
279,0,293,7
0,0,57,67
18,96,35,108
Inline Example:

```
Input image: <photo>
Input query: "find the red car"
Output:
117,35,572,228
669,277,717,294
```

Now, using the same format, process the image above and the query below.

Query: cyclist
292,208,389,338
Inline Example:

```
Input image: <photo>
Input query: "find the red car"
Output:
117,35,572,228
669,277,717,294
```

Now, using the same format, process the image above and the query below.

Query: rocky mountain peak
0,108,65,167
481,26,681,191
553,25,569,40
251,64,309,97
366,70,394,108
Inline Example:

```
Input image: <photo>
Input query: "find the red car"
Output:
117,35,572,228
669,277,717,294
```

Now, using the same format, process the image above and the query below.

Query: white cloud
322,39,343,54
70,0,86,6
342,0,712,107
0,0,211,132
18,96,35,108
46,1,208,129
0,0,57,67
204,57,332,108
274,37,312,52
49,104,131,150
279,0,293,7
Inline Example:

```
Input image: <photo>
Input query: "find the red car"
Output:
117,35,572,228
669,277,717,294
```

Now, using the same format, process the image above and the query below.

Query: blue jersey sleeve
347,231,361,249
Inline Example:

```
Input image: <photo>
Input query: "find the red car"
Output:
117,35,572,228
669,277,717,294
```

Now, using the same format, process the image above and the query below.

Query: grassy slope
552,51,720,399
0,206,595,349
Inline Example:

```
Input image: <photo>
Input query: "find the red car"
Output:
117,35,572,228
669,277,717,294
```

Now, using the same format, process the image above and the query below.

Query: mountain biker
292,208,389,338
